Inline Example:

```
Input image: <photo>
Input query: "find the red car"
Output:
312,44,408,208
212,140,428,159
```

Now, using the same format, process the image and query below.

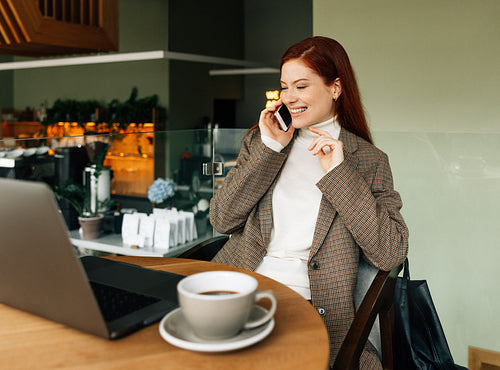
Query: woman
209,36,408,368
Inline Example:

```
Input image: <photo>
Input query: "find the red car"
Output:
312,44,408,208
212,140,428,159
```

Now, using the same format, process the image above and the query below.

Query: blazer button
311,261,320,270
318,307,326,315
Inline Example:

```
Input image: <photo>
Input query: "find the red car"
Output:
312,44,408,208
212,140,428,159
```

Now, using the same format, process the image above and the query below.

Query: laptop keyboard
90,281,160,322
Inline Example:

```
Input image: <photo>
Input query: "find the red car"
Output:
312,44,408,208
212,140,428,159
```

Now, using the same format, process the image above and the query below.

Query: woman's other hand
259,99,295,148
308,127,344,172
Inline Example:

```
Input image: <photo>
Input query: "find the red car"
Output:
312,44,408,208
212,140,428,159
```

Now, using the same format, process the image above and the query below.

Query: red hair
280,37,372,144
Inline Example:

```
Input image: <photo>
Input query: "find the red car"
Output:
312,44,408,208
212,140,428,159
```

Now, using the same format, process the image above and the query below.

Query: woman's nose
281,91,297,105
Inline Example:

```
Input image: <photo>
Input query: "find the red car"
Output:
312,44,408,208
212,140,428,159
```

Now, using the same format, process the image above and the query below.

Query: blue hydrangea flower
148,178,175,204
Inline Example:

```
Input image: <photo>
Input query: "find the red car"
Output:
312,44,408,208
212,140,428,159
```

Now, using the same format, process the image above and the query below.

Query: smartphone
274,104,292,132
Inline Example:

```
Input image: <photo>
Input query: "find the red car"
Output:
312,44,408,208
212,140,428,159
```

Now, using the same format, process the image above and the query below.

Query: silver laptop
0,178,184,339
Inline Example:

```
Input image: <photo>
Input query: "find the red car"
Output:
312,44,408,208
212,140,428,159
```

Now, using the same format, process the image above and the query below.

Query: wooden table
0,257,330,369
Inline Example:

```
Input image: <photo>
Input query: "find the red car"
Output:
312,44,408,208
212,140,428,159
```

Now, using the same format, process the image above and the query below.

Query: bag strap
403,258,410,280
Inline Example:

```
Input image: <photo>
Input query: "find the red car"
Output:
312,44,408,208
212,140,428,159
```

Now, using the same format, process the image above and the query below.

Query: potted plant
54,160,114,240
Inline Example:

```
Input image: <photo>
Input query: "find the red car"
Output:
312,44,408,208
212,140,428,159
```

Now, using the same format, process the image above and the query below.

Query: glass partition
0,129,217,257
212,128,247,190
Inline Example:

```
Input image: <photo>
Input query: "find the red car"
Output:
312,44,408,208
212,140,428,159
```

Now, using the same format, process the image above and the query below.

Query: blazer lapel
338,128,359,172
309,128,359,259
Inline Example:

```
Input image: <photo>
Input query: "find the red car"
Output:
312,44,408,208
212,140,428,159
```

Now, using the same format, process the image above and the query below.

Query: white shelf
70,230,211,257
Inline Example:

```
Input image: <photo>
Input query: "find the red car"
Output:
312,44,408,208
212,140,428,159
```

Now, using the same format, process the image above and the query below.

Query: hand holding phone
259,101,294,148
274,104,292,132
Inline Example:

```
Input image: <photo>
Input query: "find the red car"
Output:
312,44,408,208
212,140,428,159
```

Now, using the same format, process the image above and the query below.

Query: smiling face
280,59,339,129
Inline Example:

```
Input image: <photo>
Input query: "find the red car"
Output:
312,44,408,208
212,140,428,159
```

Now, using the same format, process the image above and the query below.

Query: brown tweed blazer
210,127,409,368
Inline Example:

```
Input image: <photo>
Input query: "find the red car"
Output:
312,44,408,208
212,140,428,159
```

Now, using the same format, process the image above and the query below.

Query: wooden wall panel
470,347,500,370
0,0,117,56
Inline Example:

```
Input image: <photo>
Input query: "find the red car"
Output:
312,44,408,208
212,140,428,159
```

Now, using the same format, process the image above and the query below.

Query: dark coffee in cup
199,290,238,296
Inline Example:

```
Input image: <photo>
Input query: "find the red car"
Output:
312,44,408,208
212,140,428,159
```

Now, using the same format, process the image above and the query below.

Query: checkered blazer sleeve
317,144,409,271
209,128,287,235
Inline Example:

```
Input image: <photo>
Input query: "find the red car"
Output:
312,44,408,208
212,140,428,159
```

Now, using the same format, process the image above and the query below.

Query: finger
268,98,283,113
308,136,333,151
311,143,331,156
309,127,331,137
261,98,281,115
261,107,279,123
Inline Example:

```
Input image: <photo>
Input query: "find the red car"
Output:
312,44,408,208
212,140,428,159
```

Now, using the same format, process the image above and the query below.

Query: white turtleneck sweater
255,117,341,299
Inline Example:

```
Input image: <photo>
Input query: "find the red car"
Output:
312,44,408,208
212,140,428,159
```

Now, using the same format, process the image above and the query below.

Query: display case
1,106,166,198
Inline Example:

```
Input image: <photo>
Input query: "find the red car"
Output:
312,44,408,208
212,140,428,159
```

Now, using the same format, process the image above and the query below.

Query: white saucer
6,149,24,158
23,148,37,157
36,146,49,155
159,305,274,352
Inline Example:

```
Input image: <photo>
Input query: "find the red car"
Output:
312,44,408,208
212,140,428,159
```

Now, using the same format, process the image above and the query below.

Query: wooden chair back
333,264,402,369
178,235,229,261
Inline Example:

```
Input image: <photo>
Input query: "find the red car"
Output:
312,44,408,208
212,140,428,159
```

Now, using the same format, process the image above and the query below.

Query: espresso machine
54,146,89,229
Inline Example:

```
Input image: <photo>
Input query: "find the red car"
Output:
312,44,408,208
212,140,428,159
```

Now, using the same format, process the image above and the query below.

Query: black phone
274,104,292,131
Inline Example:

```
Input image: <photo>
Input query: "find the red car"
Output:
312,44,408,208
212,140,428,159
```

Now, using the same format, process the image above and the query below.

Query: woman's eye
297,86,307,90
280,87,288,91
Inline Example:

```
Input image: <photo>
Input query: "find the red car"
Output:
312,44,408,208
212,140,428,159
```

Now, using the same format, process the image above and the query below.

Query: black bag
393,259,466,370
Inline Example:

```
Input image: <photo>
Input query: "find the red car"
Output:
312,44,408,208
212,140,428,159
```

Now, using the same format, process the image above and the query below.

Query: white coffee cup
177,271,277,340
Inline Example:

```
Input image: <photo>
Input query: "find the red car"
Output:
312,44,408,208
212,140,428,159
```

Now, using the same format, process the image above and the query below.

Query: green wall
167,0,245,130
314,0,500,366
0,56,13,110
236,0,312,128
314,0,499,134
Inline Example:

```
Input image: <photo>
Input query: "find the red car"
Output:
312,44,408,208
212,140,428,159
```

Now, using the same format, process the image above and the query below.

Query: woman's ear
332,78,342,101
